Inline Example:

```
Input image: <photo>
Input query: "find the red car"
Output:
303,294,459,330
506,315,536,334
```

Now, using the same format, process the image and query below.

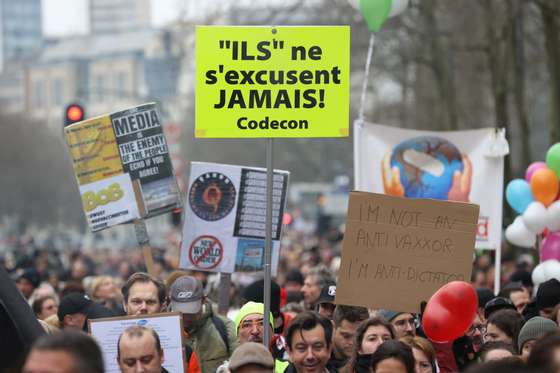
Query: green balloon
547,143,560,178
359,0,392,32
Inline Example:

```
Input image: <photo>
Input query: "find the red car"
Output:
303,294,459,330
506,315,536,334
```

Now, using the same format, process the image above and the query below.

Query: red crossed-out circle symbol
188,235,223,270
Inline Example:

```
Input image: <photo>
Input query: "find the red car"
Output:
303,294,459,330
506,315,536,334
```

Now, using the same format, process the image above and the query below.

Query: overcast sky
42,0,183,37
42,0,290,37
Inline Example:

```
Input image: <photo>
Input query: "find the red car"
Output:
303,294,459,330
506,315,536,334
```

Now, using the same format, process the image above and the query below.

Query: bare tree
536,0,560,144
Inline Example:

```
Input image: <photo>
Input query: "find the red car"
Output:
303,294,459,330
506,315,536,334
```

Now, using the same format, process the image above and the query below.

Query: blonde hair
89,275,115,300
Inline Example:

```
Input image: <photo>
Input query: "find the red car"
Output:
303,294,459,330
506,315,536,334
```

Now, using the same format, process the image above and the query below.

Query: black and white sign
180,162,289,274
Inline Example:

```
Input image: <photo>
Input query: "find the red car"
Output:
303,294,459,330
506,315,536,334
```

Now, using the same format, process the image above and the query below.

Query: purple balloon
526,162,548,182
541,232,560,261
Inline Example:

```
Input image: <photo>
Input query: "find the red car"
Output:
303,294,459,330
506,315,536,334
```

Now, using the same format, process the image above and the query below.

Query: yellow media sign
195,26,350,138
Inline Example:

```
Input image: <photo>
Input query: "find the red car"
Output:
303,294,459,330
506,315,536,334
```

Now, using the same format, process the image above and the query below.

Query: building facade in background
26,28,182,130
90,0,151,35
0,0,186,131
0,0,42,71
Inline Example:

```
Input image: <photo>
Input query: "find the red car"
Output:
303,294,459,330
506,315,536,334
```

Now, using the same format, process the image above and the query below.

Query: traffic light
64,103,85,126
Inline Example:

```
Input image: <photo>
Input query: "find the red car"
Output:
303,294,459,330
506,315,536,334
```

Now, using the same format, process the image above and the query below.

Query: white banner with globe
354,122,506,251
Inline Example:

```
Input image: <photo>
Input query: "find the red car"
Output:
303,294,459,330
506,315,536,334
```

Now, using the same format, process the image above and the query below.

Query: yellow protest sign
195,26,350,138
65,115,123,185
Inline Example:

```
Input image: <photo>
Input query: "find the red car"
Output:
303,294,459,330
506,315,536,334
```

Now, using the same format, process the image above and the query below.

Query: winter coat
183,302,238,373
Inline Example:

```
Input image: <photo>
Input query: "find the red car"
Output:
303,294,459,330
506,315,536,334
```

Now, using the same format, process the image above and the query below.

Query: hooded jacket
183,302,238,373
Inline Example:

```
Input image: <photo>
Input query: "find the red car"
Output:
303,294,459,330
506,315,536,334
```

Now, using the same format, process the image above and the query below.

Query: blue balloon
506,179,534,214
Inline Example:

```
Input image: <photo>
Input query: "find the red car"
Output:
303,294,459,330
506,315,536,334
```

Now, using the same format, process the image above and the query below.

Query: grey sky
41,0,282,37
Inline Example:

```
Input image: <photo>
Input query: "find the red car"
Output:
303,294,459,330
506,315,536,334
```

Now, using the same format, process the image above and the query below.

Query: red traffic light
67,106,83,121
64,103,85,126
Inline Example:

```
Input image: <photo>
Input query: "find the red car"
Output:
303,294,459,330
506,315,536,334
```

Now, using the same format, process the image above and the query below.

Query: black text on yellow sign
195,26,350,138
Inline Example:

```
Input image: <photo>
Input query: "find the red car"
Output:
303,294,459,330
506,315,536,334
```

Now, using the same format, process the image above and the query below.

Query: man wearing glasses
465,313,485,352
234,301,274,344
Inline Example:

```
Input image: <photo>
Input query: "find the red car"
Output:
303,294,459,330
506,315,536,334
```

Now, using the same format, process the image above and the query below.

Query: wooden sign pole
134,219,155,276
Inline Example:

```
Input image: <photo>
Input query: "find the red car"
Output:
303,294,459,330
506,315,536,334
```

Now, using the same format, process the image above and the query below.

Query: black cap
536,279,560,311
317,282,336,304
484,297,516,319
58,293,92,321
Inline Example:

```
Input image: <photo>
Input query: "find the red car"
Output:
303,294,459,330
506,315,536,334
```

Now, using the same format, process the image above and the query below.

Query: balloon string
358,32,376,123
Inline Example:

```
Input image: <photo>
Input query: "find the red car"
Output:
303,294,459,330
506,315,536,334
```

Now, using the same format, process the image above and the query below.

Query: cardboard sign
336,192,479,313
195,26,350,138
89,313,184,373
65,103,182,231
180,162,289,274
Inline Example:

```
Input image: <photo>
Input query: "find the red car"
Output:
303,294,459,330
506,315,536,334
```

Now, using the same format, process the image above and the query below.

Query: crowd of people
2,222,560,373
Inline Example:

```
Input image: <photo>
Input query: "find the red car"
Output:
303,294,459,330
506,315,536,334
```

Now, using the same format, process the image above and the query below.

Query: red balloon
422,281,477,343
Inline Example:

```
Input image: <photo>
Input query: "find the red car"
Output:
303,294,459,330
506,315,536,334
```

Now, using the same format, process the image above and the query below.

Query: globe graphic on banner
390,136,464,199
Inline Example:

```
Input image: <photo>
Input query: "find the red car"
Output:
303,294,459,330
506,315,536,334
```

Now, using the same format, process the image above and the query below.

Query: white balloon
522,202,548,234
547,200,560,232
533,262,546,286
388,0,409,17
505,216,536,248
542,259,560,281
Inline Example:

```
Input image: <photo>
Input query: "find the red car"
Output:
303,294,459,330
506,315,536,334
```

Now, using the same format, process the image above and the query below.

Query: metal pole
263,138,273,347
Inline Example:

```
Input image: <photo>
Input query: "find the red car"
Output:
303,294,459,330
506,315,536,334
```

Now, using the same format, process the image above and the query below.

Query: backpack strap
211,314,230,355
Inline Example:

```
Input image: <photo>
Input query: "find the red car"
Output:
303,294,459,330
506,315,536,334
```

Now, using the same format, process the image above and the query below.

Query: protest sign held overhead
110,104,180,215
195,26,350,138
180,162,289,274
336,192,479,313
64,103,181,232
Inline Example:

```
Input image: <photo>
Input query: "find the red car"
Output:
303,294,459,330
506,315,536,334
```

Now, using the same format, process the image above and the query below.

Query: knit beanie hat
234,301,274,332
536,279,560,311
517,316,558,352
378,309,403,322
